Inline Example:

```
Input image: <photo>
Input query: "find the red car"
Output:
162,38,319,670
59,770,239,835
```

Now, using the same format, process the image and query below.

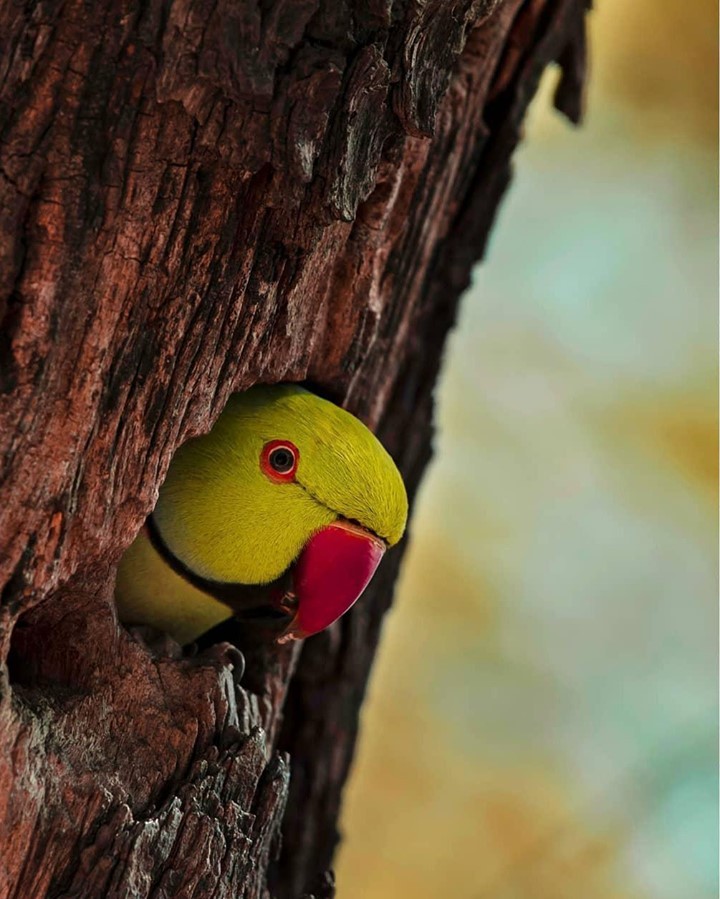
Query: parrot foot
193,640,246,684
126,624,184,659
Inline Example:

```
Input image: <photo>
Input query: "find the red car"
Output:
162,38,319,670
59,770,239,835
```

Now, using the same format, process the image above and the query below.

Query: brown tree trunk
0,1,589,896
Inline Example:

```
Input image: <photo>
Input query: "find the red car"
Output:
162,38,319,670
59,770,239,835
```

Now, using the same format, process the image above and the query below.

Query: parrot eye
261,440,299,482
270,447,294,472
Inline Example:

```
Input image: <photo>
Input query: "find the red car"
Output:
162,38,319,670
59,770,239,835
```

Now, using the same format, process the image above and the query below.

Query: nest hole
7,586,118,693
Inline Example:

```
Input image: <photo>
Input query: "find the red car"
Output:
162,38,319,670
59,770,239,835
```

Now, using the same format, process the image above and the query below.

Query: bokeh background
337,1,718,897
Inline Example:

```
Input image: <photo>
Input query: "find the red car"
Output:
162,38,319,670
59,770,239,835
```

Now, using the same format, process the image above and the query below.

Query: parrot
115,384,408,647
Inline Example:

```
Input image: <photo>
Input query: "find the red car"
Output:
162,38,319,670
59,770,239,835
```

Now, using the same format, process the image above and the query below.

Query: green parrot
115,385,408,646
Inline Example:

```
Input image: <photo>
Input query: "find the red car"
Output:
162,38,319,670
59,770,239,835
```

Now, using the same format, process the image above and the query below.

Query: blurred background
337,1,718,897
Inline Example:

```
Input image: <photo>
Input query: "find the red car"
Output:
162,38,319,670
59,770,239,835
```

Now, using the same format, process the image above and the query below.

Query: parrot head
148,384,408,642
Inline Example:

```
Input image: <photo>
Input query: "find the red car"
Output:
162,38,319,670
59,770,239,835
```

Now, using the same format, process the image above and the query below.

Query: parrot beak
277,520,386,643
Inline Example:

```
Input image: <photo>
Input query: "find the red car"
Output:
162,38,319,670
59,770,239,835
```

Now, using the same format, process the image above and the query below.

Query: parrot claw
126,624,184,659
193,640,246,682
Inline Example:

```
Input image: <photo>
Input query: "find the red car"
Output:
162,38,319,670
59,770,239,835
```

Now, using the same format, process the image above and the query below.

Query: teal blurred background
338,2,718,896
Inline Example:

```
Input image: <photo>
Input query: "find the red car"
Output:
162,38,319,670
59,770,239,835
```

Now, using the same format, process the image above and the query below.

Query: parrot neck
144,515,295,621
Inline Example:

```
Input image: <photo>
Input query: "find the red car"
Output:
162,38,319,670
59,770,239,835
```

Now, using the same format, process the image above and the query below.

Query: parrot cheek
278,521,386,642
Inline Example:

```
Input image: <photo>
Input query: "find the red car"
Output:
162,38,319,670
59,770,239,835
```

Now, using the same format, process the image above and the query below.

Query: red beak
278,520,386,642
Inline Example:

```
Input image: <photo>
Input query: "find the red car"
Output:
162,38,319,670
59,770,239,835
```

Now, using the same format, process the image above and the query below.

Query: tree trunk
0,0,589,896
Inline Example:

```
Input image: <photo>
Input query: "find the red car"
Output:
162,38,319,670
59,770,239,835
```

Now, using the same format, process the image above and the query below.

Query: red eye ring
260,440,299,483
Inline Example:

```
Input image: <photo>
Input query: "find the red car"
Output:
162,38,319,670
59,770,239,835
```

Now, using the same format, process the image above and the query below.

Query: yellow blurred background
337,1,718,897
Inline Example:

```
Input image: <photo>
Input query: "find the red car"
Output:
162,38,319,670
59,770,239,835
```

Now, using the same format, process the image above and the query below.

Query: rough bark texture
0,1,589,896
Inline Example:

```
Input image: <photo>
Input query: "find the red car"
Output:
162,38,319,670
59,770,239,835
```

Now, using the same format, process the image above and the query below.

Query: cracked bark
0,0,590,896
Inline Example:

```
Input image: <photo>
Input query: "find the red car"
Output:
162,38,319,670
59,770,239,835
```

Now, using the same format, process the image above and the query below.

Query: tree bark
0,1,589,896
